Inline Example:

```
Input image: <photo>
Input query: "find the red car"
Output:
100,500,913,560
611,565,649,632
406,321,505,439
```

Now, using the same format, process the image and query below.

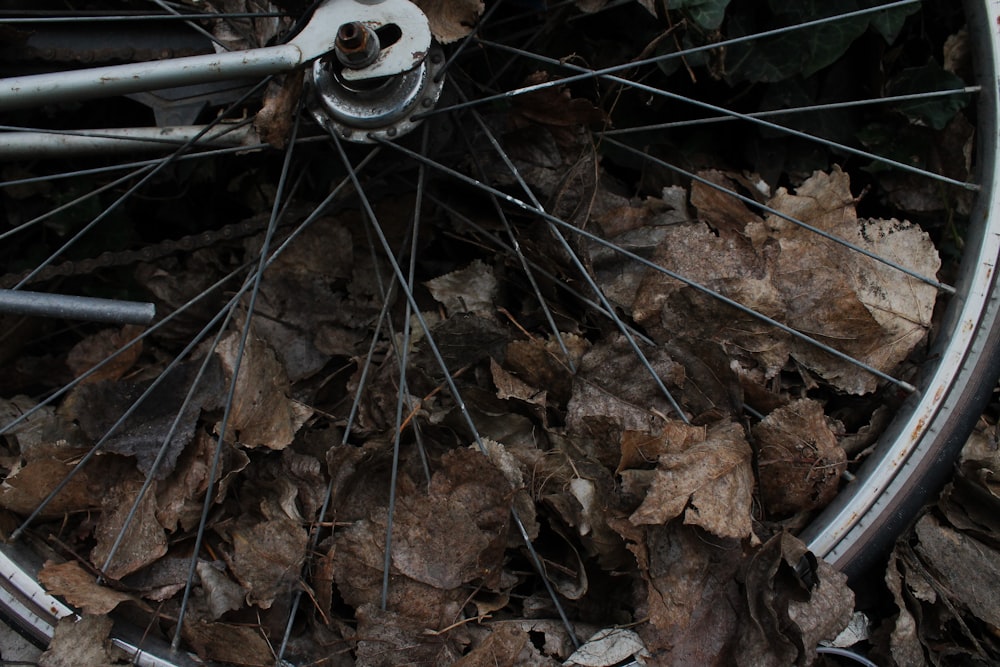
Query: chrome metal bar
0,124,254,158
0,0,432,109
0,289,155,324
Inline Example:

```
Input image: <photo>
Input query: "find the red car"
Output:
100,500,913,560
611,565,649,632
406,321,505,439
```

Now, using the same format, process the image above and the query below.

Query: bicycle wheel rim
799,0,1000,574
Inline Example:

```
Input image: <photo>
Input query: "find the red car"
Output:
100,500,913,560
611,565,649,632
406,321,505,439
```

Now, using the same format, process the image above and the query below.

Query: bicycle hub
307,0,444,143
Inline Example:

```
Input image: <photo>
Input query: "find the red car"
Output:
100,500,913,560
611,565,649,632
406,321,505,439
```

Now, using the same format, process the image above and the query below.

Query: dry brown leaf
38,561,133,615
216,326,311,449
491,357,547,408
0,455,125,517
753,398,847,516
0,396,78,454
425,259,498,317
196,560,246,620
567,335,684,442
690,170,765,237
332,448,513,635
453,623,530,667
618,420,706,473
354,603,465,666
914,514,1000,628
156,430,212,532
182,619,275,667
565,628,650,666
618,522,744,660
414,0,484,43
737,532,854,666
881,551,927,666
65,325,143,384
629,421,753,540
91,477,168,580
40,614,126,667
511,71,610,131
247,214,371,379
120,554,191,602
504,334,587,406
224,515,308,609
615,167,939,395
60,357,224,478
254,71,302,149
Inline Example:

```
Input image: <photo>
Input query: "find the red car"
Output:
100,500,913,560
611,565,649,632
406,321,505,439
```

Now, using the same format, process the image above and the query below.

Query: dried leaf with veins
414,0,483,43
39,561,134,615
215,325,311,449
736,532,854,666
753,398,847,516
40,615,127,667
354,603,465,665
65,325,143,384
91,478,168,580
510,71,610,132
222,515,307,609
629,420,754,540
565,628,650,666
59,357,224,478
332,448,513,634
181,619,275,667
567,334,684,439
0,452,130,518
608,167,939,394
425,259,498,317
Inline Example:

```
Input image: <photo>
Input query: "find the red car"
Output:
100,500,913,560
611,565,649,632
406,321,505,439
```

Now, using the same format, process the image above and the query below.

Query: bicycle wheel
0,0,997,665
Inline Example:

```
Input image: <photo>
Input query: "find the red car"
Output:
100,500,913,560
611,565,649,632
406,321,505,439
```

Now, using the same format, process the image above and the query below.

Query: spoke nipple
335,22,381,69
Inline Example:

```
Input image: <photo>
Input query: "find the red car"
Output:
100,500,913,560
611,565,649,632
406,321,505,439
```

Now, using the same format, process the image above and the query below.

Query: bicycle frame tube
0,0,432,110
0,125,254,158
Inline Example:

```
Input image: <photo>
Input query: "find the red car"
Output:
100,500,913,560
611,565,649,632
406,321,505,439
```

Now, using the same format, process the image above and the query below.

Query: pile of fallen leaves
0,136,946,666
0,1,987,665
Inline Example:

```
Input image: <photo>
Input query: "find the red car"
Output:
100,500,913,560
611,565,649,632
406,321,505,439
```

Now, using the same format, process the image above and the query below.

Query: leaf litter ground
0,4,994,666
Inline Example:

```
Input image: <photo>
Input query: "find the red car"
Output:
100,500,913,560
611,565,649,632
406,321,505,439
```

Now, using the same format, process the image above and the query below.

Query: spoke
418,0,921,119
601,137,955,293
329,132,581,648
148,0,234,52
455,108,577,371
0,11,287,23
97,306,236,577
479,38,979,191
403,127,433,487
381,126,432,611
452,90,688,421
5,262,251,539
435,0,507,82
0,146,375,445
0,137,325,190
602,87,982,135
417,185,657,347
173,107,303,649
375,137,919,393
10,77,274,290
0,164,155,245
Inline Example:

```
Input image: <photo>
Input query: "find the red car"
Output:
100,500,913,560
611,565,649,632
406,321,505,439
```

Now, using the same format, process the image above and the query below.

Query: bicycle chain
0,216,270,289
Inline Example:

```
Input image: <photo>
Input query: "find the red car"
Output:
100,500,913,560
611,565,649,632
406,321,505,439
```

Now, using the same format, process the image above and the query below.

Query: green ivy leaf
886,61,969,129
862,0,920,43
666,0,732,30
723,0,915,83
